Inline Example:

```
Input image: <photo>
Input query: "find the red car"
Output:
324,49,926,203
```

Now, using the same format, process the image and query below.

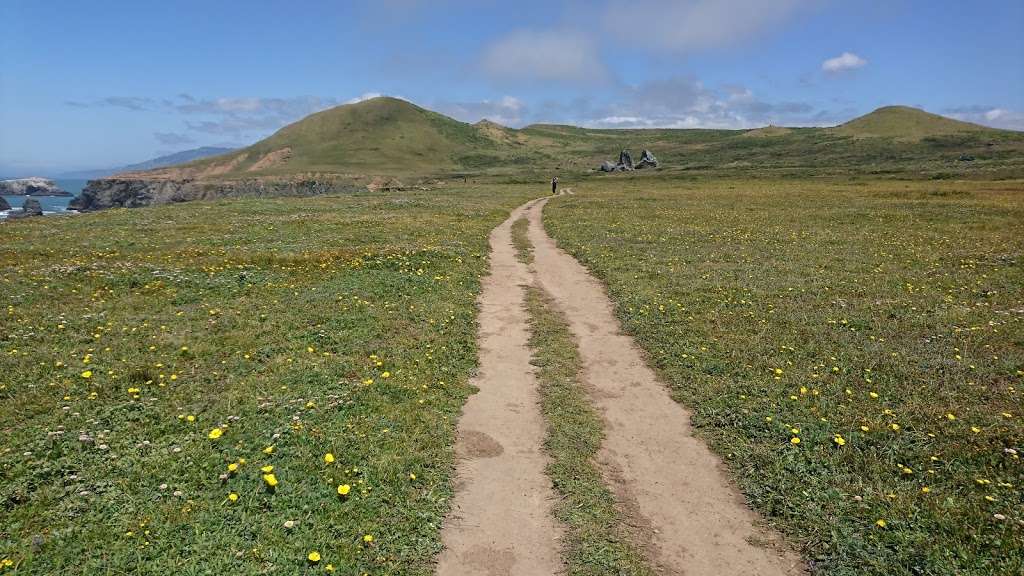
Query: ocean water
1,178,86,219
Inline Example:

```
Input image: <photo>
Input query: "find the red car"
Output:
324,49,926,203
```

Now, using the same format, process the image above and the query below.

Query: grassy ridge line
524,286,654,576
543,179,1024,575
142,98,1024,183
0,186,537,574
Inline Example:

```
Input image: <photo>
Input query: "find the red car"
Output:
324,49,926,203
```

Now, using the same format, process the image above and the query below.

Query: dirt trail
524,196,803,576
435,199,564,576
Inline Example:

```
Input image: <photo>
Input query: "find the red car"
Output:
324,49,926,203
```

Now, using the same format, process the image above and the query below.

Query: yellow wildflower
324,453,335,464
208,428,224,440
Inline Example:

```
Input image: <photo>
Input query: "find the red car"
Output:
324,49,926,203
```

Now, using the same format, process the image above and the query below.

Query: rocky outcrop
0,177,72,196
618,150,634,170
598,149,659,172
8,197,43,219
69,176,363,212
0,196,10,211
635,149,658,169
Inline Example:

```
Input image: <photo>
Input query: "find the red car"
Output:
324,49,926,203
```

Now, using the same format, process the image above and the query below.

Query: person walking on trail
551,176,558,195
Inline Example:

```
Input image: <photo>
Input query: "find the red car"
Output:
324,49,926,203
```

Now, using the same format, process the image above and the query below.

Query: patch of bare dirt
246,147,292,172
435,199,564,576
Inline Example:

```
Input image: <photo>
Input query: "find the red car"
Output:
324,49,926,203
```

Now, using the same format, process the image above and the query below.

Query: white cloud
434,96,526,126
481,29,609,84
601,0,811,52
345,92,384,104
153,132,196,146
945,106,1024,131
822,52,867,73
578,77,837,129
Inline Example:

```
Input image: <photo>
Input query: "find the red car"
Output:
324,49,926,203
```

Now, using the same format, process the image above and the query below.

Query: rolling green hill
832,105,992,140
117,97,1024,184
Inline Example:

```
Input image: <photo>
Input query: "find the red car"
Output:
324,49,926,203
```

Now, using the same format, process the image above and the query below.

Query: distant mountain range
59,146,236,179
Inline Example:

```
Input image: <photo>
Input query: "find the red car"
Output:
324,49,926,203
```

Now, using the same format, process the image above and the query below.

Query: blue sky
2,0,1022,174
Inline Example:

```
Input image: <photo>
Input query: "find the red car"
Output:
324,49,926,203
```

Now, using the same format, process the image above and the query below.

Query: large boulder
0,196,10,211
8,197,43,219
0,177,72,196
598,149,652,172
635,149,659,169
618,150,634,170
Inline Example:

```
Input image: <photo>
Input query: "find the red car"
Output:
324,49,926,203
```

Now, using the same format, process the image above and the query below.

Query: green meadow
544,176,1024,575
0,187,533,574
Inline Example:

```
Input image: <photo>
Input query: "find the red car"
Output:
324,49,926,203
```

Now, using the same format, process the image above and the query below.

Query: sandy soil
435,199,565,576
437,192,803,575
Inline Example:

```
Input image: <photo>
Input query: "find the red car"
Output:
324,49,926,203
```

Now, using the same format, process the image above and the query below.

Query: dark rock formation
8,197,43,219
70,177,363,212
618,150,634,170
598,149,657,172
635,149,659,169
0,177,72,196
0,196,10,211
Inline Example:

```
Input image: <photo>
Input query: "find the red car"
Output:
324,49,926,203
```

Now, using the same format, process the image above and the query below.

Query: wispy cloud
64,96,155,111
601,0,812,52
481,29,609,84
434,96,526,126
153,131,196,146
822,52,867,73
433,78,840,130
945,105,1024,131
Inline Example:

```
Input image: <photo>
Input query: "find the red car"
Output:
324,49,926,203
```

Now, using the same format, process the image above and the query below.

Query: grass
525,287,652,576
833,106,990,140
0,185,535,574
510,216,532,264
148,97,1024,184
544,178,1024,575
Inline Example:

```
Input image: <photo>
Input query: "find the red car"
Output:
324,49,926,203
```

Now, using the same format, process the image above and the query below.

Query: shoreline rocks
8,197,44,219
0,177,72,196
0,196,9,211
70,176,364,212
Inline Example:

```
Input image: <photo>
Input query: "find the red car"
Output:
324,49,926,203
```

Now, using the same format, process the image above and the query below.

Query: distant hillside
61,146,235,179
832,106,993,140
72,99,1024,211
121,99,1022,182
132,98,523,180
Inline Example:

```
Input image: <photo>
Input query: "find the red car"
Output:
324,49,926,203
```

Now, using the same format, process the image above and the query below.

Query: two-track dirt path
435,199,564,576
437,193,802,575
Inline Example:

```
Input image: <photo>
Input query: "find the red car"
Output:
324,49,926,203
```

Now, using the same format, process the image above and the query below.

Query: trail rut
437,193,802,575
435,199,564,576
525,196,802,576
